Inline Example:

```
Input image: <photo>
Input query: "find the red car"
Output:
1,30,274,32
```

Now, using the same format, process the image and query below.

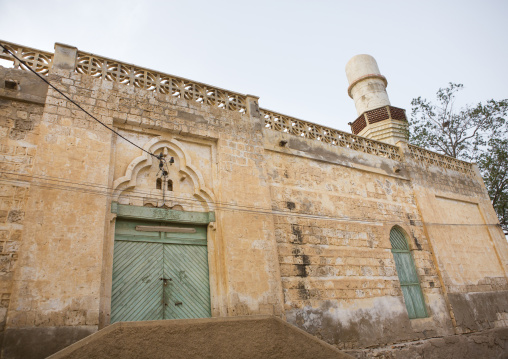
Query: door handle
175,301,183,306
160,278,172,286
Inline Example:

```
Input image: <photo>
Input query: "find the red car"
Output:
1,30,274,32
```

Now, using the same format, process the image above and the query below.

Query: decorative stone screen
261,108,402,161
75,51,247,114
0,40,53,75
408,145,474,176
0,40,476,177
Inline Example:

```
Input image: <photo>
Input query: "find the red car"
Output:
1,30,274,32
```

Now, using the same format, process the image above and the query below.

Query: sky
0,0,507,133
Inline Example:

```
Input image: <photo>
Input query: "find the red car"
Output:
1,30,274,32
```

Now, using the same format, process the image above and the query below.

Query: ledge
111,202,215,224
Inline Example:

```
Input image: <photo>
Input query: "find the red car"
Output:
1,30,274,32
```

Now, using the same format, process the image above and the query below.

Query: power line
0,169,432,215
0,44,503,230
0,173,502,229
0,42,158,160
0,170,277,213
4,170,499,228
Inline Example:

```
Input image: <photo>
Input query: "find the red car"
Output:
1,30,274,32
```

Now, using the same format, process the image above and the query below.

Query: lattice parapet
75,51,247,114
0,40,53,75
261,108,402,161
408,144,474,176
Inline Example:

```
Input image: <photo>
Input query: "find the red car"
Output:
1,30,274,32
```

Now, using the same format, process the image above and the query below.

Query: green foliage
477,138,508,233
410,83,508,233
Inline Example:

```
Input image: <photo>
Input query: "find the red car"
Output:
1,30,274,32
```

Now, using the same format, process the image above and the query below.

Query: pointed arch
389,226,428,319
112,137,215,212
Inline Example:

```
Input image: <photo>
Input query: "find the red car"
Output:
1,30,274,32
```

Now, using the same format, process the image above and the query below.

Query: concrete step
47,315,353,359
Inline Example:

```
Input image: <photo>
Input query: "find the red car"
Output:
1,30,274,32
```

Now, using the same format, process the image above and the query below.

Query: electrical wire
0,44,443,220
0,42,158,160
0,44,503,230
0,172,502,229
2,170,498,227
0,169,438,216
0,169,282,212
1,42,174,208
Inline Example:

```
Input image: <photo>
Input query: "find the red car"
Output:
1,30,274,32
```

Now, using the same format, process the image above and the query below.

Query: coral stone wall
0,41,507,358
263,131,453,349
405,148,508,333
0,67,47,342
1,52,285,357
263,130,508,349
95,77,284,321
2,65,114,358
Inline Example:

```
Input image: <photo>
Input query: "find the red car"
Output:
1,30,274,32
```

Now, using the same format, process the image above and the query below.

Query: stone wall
2,60,113,355
347,327,508,358
96,73,284,322
0,41,507,358
1,43,285,357
263,130,454,349
404,143,508,334
0,67,47,344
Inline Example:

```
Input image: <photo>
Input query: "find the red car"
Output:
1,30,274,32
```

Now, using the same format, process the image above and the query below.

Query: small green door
111,219,211,323
390,227,428,319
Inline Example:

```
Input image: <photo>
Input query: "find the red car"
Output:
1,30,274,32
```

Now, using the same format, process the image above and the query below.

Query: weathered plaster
1,43,508,358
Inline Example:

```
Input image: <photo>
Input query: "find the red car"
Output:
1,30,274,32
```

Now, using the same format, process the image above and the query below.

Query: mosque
0,40,507,358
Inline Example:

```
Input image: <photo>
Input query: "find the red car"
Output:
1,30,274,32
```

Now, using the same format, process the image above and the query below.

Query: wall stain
286,201,296,211
291,224,303,244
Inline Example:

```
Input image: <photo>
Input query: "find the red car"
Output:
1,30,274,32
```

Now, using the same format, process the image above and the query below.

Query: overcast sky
1,0,507,132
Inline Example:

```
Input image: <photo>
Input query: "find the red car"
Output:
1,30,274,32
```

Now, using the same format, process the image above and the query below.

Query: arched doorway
389,226,428,319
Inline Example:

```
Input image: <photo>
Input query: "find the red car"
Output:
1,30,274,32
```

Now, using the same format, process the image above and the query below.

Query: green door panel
111,241,163,323
389,228,410,250
111,217,211,323
163,244,211,319
115,219,207,245
392,252,419,285
406,284,427,318
390,227,428,319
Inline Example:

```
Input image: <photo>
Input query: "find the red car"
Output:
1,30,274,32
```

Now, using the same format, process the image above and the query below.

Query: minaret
345,54,408,145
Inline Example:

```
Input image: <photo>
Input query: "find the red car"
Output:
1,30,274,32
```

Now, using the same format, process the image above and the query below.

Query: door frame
100,203,218,327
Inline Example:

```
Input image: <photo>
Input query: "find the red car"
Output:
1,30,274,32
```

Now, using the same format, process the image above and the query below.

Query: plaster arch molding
112,137,215,212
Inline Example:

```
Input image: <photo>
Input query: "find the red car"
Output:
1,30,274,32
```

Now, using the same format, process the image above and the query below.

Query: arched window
390,227,428,319
167,179,173,191
156,178,162,190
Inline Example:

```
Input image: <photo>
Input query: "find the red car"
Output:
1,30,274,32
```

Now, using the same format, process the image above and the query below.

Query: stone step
48,315,353,359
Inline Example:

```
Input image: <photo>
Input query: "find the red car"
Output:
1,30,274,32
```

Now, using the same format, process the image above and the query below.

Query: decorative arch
390,226,411,250
389,226,428,319
112,137,215,212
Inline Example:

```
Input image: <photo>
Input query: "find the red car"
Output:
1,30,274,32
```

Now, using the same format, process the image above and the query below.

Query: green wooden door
390,227,428,319
111,219,211,323
110,241,163,323
163,244,211,319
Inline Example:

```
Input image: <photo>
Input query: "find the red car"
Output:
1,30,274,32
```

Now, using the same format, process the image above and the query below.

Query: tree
410,83,508,233
477,138,508,233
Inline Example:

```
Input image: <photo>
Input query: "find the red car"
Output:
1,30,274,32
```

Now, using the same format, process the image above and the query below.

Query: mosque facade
0,40,507,358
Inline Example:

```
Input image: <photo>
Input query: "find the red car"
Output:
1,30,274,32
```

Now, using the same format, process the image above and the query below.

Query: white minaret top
345,54,390,116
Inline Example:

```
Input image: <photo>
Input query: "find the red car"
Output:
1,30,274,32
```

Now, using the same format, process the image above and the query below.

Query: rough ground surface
48,315,353,359
346,327,508,358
